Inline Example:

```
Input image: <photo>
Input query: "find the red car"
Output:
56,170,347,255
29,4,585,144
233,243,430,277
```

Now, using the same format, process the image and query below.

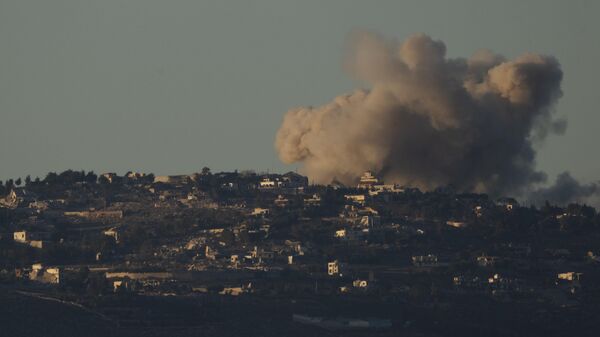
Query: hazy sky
1,0,598,184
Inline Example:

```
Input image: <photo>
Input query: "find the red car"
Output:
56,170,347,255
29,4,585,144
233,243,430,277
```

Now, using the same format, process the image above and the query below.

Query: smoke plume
529,172,598,206
275,32,590,202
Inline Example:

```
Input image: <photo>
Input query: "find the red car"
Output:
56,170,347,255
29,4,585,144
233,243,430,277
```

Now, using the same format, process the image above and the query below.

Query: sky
1,0,599,185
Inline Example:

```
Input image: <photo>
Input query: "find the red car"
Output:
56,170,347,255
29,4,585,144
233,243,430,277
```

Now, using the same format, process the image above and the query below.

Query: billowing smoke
275,32,585,201
529,172,598,206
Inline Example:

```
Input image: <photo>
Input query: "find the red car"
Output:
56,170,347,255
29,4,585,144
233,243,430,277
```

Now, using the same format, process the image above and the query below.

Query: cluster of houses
0,168,597,320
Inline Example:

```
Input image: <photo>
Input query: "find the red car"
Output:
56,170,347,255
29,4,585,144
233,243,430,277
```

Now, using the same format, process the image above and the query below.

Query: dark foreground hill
0,288,116,337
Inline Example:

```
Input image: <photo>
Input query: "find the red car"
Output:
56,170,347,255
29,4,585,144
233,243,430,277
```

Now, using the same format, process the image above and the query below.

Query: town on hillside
1,169,600,336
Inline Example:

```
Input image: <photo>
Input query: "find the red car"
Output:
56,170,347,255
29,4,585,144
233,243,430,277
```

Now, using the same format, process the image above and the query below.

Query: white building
368,184,404,196
335,229,347,238
557,272,582,282
103,227,120,243
274,195,290,207
477,255,497,267
259,178,276,188
13,231,29,243
100,173,118,183
412,254,438,267
13,231,49,249
360,215,381,228
29,263,60,284
334,228,366,241
353,279,369,288
304,194,322,207
327,260,346,276
446,220,467,228
344,194,366,205
251,208,270,217
357,171,379,189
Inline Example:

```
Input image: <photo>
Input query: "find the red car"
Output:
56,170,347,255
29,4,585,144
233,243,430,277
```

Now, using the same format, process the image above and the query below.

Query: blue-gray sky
1,0,598,184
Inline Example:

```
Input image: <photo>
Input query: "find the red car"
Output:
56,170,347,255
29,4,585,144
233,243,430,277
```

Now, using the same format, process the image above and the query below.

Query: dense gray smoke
275,32,583,200
529,172,598,206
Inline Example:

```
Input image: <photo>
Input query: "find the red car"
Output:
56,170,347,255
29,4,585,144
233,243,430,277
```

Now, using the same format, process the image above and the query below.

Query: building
353,279,369,288
274,195,290,207
284,240,305,255
103,227,120,243
29,241,46,249
13,231,50,249
497,197,519,211
124,172,151,184
251,208,270,217
13,231,29,243
474,205,484,217
64,210,123,220
113,280,130,292
0,189,38,208
205,246,219,260
259,177,276,188
258,173,308,189
304,194,322,207
412,254,438,267
335,229,347,239
100,173,119,183
477,254,497,267
29,263,60,284
360,215,381,228
357,171,379,189
28,201,49,211
368,184,404,196
153,175,191,185
328,260,346,276
557,272,582,282
281,172,309,188
219,283,252,296
344,194,366,205
334,228,366,241
447,220,467,228
251,246,275,262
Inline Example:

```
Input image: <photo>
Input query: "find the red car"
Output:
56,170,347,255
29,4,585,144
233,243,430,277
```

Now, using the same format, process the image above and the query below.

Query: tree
98,175,110,185
24,175,31,186
57,169,84,185
85,171,98,184
566,203,596,218
44,172,58,184
146,173,155,183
